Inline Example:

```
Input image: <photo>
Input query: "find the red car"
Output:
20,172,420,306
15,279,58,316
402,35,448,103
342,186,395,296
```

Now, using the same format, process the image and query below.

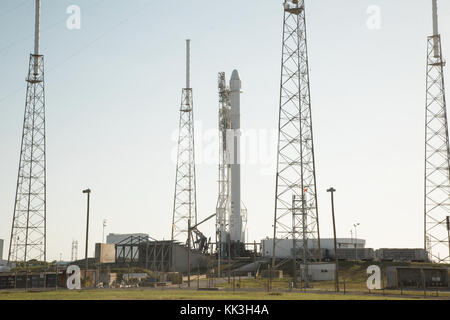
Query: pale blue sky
0,0,449,261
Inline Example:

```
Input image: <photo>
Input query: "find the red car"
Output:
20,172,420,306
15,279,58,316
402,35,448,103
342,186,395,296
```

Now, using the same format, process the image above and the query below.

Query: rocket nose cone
231,69,240,80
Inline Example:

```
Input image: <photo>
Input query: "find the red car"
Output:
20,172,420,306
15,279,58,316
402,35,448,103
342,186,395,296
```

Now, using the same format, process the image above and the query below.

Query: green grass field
0,289,417,300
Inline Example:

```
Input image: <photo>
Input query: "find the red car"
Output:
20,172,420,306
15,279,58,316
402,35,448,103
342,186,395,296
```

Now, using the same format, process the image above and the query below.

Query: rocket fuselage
229,70,242,243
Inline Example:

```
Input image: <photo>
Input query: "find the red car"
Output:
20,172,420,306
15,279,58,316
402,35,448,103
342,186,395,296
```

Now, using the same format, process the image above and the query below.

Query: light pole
327,188,339,292
353,223,360,262
291,195,299,289
446,216,450,261
187,218,191,288
102,219,107,243
82,188,91,287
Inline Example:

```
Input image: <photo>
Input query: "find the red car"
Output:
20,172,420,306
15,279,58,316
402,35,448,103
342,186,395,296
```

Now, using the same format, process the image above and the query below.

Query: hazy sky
0,0,449,262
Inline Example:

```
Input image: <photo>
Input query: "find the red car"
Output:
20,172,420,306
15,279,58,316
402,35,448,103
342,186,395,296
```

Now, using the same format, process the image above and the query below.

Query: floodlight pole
327,187,339,292
83,189,91,287
102,219,107,243
187,218,191,287
353,223,360,262
447,216,450,260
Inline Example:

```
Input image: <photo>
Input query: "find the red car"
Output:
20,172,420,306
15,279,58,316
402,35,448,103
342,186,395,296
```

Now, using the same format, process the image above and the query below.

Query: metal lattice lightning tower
171,40,198,247
424,0,450,263
8,0,47,265
216,72,232,258
272,0,321,266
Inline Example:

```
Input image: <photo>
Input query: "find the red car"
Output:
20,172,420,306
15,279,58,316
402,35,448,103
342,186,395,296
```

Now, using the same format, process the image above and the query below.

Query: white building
261,238,366,258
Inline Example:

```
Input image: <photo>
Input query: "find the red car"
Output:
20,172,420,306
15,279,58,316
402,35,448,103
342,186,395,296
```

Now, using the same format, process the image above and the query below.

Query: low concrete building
299,263,336,282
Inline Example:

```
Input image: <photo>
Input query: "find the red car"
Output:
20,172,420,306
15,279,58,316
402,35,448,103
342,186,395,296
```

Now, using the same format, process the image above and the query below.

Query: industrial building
0,272,59,290
260,238,366,259
376,249,429,262
260,239,429,262
106,233,149,260
101,234,210,273
386,266,450,289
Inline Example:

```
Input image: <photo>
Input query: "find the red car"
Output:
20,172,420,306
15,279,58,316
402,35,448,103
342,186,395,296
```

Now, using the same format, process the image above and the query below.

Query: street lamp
102,219,107,243
327,187,339,292
82,188,91,287
353,223,360,262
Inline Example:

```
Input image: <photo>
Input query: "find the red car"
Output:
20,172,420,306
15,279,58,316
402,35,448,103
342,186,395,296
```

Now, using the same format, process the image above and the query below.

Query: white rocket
229,70,243,243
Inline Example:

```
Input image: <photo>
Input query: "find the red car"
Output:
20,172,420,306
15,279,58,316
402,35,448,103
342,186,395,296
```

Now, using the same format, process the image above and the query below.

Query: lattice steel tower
424,0,450,263
216,72,232,258
272,0,321,267
171,40,198,246
8,0,47,265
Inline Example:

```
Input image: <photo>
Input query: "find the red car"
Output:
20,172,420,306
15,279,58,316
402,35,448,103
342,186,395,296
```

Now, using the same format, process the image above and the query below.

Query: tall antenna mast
34,0,40,56
424,0,450,263
8,0,47,267
432,0,439,57
272,0,321,274
171,40,198,256
186,39,190,88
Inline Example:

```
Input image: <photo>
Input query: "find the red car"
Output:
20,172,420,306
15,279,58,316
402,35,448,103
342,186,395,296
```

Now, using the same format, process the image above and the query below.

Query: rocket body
229,70,243,243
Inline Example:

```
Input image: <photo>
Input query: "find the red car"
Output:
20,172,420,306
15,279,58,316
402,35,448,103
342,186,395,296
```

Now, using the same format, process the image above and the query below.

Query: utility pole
327,188,339,292
292,196,297,289
353,223,360,262
82,189,91,286
447,217,450,260
187,218,191,288
102,219,107,243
